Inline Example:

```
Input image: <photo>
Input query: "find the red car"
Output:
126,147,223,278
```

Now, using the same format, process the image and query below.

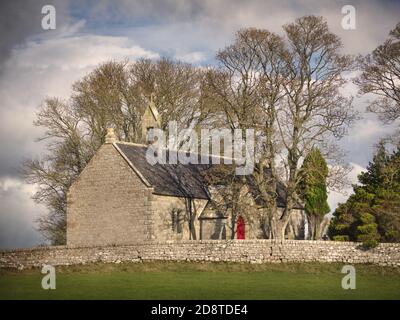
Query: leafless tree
205,16,356,239
356,22,400,125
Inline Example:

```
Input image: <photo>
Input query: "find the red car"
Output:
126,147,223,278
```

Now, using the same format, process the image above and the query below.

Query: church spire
142,93,161,143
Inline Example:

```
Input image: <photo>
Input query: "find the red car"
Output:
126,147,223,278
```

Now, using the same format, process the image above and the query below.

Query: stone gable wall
67,144,154,247
1,240,399,269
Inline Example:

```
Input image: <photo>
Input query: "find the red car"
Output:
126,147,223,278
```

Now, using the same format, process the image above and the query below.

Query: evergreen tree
358,140,389,192
329,141,400,246
299,148,330,239
373,147,400,242
356,212,380,248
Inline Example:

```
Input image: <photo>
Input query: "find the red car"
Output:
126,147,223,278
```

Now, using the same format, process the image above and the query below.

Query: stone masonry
67,143,155,246
1,240,399,269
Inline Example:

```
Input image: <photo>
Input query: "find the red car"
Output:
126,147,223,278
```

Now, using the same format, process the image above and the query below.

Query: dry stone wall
1,240,399,269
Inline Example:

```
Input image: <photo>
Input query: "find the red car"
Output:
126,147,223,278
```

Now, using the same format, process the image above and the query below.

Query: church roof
113,142,303,209
115,142,211,199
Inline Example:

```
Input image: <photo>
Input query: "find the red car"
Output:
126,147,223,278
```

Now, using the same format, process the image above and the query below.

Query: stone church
66,98,306,247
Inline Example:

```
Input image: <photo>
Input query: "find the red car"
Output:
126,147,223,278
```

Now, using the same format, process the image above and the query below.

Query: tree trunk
315,216,323,240
186,198,197,240
270,216,288,240
230,211,237,239
309,215,316,240
308,215,323,240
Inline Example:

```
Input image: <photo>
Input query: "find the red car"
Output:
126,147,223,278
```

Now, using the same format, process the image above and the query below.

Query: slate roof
114,142,303,209
115,143,211,199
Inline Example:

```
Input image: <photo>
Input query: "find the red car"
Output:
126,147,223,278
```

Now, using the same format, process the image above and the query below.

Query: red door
236,216,245,239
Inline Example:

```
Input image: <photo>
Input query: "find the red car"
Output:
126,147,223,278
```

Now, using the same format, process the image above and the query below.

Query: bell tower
141,93,161,144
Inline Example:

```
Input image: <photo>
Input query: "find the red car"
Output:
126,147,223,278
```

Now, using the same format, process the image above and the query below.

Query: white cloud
175,51,206,64
351,119,390,140
0,177,46,249
107,0,399,56
327,162,365,215
9,35,158,71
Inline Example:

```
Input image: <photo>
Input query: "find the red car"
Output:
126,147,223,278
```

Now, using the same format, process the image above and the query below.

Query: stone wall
151,195,208,241
1,240,399,269
67,143,154,247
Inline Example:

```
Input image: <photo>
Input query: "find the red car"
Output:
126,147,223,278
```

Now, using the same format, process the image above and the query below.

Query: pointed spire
142,93,161,143
147,92,161,126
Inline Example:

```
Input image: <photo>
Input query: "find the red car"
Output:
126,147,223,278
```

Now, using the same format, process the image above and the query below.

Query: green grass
0,262,399,300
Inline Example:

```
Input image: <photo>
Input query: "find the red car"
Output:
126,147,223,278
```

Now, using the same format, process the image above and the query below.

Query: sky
0,0,399,249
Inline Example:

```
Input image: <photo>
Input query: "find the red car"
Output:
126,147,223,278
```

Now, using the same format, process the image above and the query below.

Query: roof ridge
114,141,148,147
115,141,237,161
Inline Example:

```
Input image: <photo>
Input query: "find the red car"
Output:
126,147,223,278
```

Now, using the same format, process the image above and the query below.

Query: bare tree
23,98,85,244
275,16,356,239
130,58,205,132
356,22,400,125
205,16,356,239
203,28,287,238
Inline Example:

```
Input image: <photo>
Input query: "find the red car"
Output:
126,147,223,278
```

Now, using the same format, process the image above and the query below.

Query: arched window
171,209,183,234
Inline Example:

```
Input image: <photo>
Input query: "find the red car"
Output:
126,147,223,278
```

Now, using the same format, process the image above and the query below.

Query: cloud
8,26,158,71
327,162,366,215
2,1,399,69
0,0,73,72
175,51,207,64
338,107,398,166
0,177,46,249
351,119,390,140
83,0,400,55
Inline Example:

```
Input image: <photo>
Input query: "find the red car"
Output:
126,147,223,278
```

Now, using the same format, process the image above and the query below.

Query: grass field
1,262,399,300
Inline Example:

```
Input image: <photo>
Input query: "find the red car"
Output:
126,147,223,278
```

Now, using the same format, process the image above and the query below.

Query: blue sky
0,0,399,249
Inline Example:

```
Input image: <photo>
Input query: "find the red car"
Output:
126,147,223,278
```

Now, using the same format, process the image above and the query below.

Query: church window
171,209,183,233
